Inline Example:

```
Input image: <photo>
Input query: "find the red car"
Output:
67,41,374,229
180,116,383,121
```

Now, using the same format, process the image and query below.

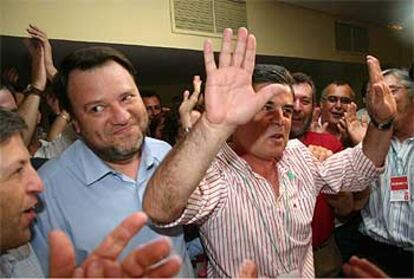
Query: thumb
256,84,288,110
182,90,190,100
49,230,76,278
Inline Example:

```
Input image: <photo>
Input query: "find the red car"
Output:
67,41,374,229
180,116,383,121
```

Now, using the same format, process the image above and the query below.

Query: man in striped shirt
143,27,397,277
357,68,414,277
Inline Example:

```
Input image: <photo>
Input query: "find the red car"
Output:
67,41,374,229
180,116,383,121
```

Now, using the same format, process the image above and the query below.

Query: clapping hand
365,56,396,125
49,212,182,278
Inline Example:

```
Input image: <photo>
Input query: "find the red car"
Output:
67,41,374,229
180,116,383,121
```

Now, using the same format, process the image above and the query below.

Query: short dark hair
320,80,355,102
291,72,316,105
253,64,294,97
0,108,27,144
53,46,137,115
141,90,161,102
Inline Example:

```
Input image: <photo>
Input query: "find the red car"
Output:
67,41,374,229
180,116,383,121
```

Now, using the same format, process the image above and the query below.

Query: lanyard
390,142,409,176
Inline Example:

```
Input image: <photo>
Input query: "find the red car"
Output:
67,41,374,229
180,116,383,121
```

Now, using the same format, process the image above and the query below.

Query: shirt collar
220,141,293,180
77,138,155,186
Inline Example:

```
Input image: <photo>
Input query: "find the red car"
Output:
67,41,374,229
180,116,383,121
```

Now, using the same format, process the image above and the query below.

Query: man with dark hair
0,109,181,277
143,27,396,277
320,80,355,144
32,46,193,276
290,72,345,277
290,72,317,139
141,90,163,120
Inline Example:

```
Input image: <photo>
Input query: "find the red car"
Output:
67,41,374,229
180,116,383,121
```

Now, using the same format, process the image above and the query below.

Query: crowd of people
0,25,412,278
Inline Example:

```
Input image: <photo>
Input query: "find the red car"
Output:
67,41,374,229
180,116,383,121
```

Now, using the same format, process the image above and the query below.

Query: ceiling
280,0,413,29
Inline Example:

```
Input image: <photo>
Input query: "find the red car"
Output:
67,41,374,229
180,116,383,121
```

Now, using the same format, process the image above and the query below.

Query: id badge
390,176,410,202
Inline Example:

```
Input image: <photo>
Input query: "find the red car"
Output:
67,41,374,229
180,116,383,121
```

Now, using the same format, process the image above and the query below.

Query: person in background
142,90,163,120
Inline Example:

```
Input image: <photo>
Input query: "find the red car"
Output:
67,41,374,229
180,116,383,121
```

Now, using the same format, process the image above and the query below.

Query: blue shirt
31,138,193,277
360,137,414,250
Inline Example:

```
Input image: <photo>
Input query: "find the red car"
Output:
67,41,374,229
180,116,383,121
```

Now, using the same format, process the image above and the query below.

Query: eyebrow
1,159,26,179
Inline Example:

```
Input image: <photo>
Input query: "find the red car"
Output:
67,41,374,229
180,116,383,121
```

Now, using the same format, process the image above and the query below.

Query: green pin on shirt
287,170,295,180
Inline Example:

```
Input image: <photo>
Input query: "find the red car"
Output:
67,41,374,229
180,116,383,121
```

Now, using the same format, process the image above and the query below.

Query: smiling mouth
270,134,284,140
331,111,344,118
113,125,134,135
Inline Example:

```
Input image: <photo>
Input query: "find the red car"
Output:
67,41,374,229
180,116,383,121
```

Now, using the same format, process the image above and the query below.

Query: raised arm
18,38,47,146
143,27,284,223
362,56,396,167
26,24,58,81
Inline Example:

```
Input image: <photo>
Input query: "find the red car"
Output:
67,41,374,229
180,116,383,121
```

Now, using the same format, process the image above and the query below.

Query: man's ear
71,118,81,135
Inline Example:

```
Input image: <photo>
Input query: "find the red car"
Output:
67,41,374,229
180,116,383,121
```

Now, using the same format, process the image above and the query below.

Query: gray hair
382,68,414,97
0,108,27,144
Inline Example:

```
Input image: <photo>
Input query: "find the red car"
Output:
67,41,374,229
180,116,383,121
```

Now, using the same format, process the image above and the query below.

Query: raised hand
26,24,58,80
309,107,328,133
2,67,19,88
337,102,368,145
179,75,203,129
365,56,397,124
29,42,47,91
203,27,289,131
49,212,182,278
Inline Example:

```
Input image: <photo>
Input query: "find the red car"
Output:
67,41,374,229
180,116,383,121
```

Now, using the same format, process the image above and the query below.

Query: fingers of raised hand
193,75,202,93
83,260,118,278
121,237,179,277
242,33,256,75
48,230,77,277
311,106,321,123
219,28,234,68
143,255,182,278
182,90,190,101
366,55,383,84
232,27,248,68
203,39,217,74
91,212,147,260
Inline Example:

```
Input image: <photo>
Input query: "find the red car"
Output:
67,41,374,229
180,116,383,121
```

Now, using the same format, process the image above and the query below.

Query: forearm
17,94,41,146
47,111,70,141
143,115,233,223
362,122,393,167
46,65,58,82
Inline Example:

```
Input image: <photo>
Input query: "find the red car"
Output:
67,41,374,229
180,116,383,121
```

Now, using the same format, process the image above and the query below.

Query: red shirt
301,131,344,248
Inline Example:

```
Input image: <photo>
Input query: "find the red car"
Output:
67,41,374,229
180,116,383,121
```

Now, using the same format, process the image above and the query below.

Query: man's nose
293,99,302,111
111,104,130,124
27,165,44,194
271,107,284,125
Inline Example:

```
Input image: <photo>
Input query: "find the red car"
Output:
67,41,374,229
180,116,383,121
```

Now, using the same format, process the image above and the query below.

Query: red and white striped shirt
167,139,382,277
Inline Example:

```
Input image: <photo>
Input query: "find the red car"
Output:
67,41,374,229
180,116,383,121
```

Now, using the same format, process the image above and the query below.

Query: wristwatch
370,117,394,130
23,84,43,97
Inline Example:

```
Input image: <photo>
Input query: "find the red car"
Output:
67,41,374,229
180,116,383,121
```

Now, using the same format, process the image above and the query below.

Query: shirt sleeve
157,156,229,227
317,143,384,194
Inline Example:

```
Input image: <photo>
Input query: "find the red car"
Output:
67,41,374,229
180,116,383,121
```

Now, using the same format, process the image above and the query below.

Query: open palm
203,28,286,129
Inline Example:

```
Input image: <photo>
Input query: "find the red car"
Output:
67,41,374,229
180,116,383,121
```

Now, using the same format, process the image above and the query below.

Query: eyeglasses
324,96,352,105
389,85,406,95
